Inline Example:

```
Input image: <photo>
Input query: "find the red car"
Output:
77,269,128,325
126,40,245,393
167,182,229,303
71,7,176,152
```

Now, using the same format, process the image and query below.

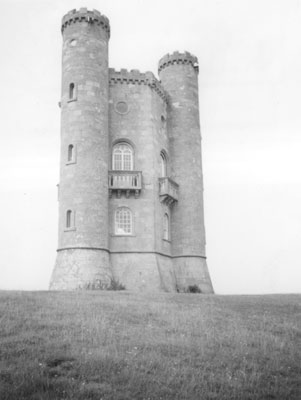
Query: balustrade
159,177,179,205
108,171,142,198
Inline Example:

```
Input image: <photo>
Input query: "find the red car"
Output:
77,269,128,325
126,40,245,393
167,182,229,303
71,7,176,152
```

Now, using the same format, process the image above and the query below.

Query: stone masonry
50,8,214,293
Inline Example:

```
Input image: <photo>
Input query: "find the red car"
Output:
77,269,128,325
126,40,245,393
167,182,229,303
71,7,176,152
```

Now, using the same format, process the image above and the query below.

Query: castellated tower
50,9,112,289
158,53,213,293
50,8,214,293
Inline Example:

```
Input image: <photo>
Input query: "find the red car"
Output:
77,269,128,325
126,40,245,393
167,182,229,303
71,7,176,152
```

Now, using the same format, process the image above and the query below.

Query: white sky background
0,0,300,294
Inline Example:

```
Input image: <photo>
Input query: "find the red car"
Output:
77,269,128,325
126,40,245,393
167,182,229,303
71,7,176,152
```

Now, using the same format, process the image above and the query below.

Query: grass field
0,291,300,399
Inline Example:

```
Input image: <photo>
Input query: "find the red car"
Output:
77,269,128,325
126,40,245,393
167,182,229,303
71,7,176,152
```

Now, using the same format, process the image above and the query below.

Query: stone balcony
109,171,142,198
159,177,179,205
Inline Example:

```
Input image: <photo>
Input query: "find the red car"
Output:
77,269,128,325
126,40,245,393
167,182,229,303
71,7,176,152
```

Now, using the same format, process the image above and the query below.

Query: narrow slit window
66,210,72,228
68,144,74,162
69,83,75,100
163,213,169,240
160,151,167,177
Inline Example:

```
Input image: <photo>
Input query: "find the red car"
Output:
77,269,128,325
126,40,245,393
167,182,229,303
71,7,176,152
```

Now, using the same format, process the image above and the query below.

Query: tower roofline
61,8,110,37
158,51,199,74
109,68,168,103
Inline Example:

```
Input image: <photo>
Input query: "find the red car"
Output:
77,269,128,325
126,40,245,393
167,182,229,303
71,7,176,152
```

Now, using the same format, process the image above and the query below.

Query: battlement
61,8,110,37
158,51,199,74
109,68,167,102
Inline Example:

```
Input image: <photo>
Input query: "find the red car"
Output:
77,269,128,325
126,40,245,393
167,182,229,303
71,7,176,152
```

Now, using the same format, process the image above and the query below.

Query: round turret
61,8,110,37
158,50,214,293
158,51,199,74
50,9,112,289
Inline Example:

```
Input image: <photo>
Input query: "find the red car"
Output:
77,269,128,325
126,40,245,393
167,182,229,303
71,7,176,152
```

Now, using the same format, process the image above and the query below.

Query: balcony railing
109,170,142,198
159,177,179,205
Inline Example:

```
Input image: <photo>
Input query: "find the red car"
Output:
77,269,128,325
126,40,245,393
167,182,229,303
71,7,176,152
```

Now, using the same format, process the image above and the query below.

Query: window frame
160,150,168,177
163,213,170,241
66,144,77,165
65,209,76,231
67,82,77,102
114,207,133,236
112,142,134,171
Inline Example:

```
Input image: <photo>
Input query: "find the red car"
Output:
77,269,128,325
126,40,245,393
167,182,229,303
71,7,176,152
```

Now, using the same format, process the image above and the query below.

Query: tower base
50,248,112,290
110,253,176,292
50,251,213,293
110,253,213,293
173,257,214,293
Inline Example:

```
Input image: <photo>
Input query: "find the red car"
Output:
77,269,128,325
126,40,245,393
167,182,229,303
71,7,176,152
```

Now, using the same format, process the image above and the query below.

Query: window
68,144,74,162
163,213,169,240
69,83,75,100
112,143,133,170
66,210,72,228
160,151,167,177
115,207,132,235
66,144,76,164
160,115,167,133
65,209,75,231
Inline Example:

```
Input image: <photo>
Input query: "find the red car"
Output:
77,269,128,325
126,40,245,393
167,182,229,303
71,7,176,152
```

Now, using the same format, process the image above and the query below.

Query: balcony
159,177,179,205
109,170,142,198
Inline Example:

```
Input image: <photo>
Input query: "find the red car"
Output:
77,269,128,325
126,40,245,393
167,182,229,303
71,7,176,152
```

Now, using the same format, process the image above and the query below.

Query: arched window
69,83,75,100
160,151,167,177
115,207,132,235
163,213,169,240
68,144,74,162
66,210,72,228
112,143,133,171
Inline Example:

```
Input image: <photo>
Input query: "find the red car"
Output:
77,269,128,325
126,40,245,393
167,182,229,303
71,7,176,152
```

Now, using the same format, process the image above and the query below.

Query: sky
0,0,300,294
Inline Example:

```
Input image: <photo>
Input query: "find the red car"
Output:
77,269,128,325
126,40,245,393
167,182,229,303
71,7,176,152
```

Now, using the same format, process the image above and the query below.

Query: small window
160,151,167,177
112,143,134,171
161,115,167,131
163,213,170,240
68,144,74,162
66,210,72,228
69,83,75,99
115,207,133,235
66,144,76,164
69,83,76,100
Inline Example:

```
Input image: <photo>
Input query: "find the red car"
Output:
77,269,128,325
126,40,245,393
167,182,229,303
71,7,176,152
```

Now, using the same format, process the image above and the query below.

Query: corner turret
158,51,199,74
158,50,214,293
61,8,110,37
50,8,112,290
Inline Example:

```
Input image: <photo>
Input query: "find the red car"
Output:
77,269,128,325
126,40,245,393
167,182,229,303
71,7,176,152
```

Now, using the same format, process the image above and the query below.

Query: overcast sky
1,0,300,294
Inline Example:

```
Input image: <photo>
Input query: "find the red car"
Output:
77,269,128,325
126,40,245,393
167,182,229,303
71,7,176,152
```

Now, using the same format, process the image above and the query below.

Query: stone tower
50,8,214,293
158,53,213,293
50,9,112,289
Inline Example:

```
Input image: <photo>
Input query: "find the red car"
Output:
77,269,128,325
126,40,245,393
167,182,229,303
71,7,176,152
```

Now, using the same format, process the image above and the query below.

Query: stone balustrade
108,171,142,198
159,177,179,205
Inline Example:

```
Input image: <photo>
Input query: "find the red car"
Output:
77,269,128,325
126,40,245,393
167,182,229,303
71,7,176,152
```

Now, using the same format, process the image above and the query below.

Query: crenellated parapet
109,68,167,102
158,51,199,74
61,8,110,37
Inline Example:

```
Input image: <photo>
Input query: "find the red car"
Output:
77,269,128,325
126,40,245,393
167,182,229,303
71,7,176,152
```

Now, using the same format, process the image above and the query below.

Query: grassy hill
0,291,300,399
